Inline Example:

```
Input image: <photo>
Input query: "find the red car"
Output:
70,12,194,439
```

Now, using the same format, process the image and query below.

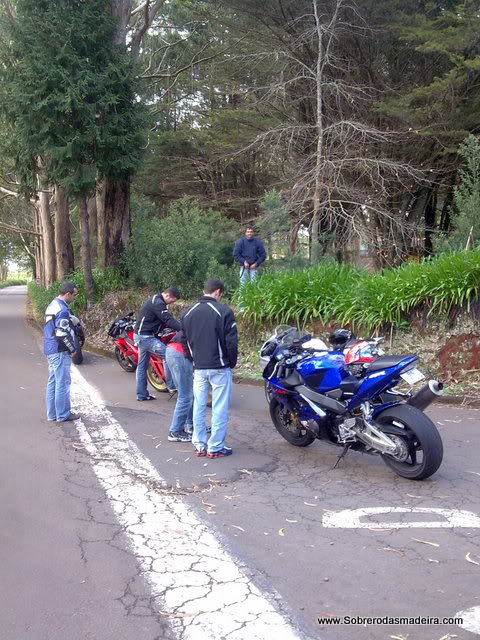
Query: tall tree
0,0,148,293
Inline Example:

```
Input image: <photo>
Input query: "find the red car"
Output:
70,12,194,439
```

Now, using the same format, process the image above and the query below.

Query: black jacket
181,296,238,369
233,236,266,266
134,293,180,335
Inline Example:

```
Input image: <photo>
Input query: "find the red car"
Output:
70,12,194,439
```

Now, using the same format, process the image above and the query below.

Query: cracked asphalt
1,286,479,640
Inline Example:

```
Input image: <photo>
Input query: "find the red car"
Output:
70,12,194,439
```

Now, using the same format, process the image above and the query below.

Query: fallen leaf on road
239,469,252,475
286,519,297,523
155,443,162,448
466,552,480,566
428,558,440,563
466,471,480,477
304,502,317,506
411,537,440,547
279,528,285,536
381,547,405,557
166,458,173,462
231,525,245,532
184,457,190,462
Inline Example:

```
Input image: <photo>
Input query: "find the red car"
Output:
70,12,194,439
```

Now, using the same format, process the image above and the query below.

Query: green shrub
0,278,28,288
124,196,239,297
28,267,124,316
237,249,480,329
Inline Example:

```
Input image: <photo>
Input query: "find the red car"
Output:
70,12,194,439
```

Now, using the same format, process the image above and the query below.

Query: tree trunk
102,174,131,268
96,179,106,269
289,218,300,255
54,186,74,279
87,195,98,263
34,208,44,284
79,196,94,307
37,187,56,285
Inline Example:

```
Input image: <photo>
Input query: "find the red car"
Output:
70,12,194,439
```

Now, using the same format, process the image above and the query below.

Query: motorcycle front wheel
269,396,315,447
376,404,443,480
115,346,136,372
264,380,273,404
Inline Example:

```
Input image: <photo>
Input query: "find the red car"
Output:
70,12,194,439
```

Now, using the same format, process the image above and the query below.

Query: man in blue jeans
233,226,266,285
44,281,81,422
181,279,238,458
134,287,181,401
165,331,193,443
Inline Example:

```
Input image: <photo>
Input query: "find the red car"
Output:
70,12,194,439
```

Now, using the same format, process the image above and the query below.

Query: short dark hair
59,281,77,295
204,278,224,294
163,287,181,299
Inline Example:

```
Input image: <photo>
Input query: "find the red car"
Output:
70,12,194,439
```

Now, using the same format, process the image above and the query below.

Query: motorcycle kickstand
332,444,351,470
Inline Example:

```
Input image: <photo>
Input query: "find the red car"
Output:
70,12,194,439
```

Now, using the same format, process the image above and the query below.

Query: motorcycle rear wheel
269,397,315,447
115,346,136,372
147,364,168,392
376,404,443,480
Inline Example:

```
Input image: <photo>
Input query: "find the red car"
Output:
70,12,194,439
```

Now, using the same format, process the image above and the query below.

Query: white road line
70,367,307,640
456,606,480,635
323,507,480,529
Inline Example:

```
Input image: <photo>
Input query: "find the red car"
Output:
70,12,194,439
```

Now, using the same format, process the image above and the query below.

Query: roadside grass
236,249,480,331
0,278,28,288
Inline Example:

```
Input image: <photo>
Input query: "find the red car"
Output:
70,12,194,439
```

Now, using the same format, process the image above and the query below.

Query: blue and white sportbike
260,326,444,480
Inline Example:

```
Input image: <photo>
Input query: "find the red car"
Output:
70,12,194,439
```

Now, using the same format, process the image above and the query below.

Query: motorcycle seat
366,355,410,371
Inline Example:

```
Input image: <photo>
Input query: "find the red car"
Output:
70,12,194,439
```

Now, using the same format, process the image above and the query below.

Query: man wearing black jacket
181,279,238,458
233,226,266,285
134,287,181,400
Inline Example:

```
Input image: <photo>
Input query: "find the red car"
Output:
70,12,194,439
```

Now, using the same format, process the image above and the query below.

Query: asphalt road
1,285,479,640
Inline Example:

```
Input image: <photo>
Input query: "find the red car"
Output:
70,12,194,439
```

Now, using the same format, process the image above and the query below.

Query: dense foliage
0,278,27,288
28,268,124,316
236,250,480,330
124,197,239,297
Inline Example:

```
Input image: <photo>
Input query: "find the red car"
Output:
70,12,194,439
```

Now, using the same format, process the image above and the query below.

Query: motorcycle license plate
400,368,425,385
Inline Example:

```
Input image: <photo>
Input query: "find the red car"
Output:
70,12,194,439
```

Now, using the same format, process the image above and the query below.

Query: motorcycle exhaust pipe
408,380,444,411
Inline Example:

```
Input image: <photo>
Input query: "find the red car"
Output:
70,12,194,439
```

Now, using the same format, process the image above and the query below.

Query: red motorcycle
107,313,175,393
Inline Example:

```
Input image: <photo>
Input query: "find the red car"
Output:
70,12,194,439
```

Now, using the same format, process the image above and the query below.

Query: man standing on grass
233,226,266,285
44,281,81,423
181,278,238,458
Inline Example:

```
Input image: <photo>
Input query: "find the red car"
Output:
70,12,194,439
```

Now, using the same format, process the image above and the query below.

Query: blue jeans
193,368,232,453
165,348,193,434
134,334,174,399
46,351,72,421
240,266,258,285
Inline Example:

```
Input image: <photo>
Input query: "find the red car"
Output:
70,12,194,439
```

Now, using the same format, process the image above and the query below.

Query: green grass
235,250,480,330
0,278,28,288
28,268,125,316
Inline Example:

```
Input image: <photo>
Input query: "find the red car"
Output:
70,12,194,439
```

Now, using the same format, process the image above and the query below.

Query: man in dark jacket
233,227,266,285
134,287,181,400
181,278,238,458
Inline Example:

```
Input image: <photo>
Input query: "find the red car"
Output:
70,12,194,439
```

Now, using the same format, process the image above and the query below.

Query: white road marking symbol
70,367,306,640
456,606,480,635
322,507,480,528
